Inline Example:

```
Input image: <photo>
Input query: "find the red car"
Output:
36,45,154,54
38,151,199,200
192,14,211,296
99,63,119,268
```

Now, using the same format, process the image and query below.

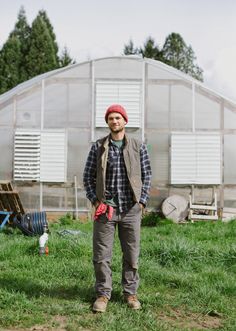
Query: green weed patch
0,219,235,330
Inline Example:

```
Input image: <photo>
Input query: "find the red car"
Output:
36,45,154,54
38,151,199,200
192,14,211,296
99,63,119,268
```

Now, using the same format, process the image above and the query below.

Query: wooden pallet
0,181,25,222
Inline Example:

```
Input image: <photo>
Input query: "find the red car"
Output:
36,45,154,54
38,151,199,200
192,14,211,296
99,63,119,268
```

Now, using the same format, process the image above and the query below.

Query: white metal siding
40,131,67,182
14,131,41,181
96,80,141,127
14,130,67,182
171,134,221,184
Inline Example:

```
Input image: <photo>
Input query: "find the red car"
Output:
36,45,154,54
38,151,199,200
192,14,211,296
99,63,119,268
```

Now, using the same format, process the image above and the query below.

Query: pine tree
38,10,60,66
0,7,75,93
123,39,139,55
139,36,162,60
25,16,58,78
162,33,203,81
123,33,203,81
59,46,76,67
124,36,162,60
0,36,21,93
9,6,31,82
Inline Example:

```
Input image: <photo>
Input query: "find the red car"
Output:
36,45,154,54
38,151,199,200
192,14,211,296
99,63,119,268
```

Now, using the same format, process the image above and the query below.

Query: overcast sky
1,0,236,101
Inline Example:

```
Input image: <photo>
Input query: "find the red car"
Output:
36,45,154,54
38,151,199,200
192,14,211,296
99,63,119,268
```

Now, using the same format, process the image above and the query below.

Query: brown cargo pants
93,203,142,299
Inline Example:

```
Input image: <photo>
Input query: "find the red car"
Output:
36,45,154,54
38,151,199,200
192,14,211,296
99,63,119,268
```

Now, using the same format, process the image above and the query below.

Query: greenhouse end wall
0,56,236,217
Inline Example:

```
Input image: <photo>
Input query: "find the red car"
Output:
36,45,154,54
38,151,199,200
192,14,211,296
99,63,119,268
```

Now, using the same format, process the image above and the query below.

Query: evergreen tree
59,46,76,67
0,36,21,93
139,36,162,60
25,16,58,78
123,39,139,55
38,10,60,66
9,6,31,82
184,44,203,81
162,33,203,81
0,7,76,94
124,33,203,81
124,36,162,60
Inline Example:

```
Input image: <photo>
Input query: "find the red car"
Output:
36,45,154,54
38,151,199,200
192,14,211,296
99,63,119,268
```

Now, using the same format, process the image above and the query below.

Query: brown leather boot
124,294,141,310
93,296,109,312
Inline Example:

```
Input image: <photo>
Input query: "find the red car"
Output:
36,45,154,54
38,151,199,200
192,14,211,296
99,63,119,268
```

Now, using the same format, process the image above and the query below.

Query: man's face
107,112,126,133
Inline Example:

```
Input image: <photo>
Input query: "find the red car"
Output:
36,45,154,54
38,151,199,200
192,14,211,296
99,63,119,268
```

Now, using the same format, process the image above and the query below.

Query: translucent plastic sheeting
0,100,14,126
44,80,91,129
224,107,236,129
44,82,67,128
16,85,42,128
55,62,90,79
224,187,236,208
67,84,91,128
224,135,236,184
94,57,143,80
42,185,87,210
170,83,192,130
147,85,169,129
145,132,169,185
148,187,169,210
0,128,14,179
147,62,183,80
195,89,221,130
14,182,41,210
67,128,91,183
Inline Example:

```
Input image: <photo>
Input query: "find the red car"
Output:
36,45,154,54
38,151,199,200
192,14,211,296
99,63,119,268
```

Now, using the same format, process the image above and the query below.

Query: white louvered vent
14,130,67,182
171,133,221,184
96,80,142,127
40,131,67,182
14,131,41,181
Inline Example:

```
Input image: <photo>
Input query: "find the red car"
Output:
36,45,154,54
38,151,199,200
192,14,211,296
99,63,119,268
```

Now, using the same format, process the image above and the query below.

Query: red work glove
107,205,114,220
94,203,114,221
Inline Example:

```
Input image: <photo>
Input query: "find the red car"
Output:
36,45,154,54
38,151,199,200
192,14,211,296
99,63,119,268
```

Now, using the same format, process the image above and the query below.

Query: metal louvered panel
171,134,221,184
96,80,141,127
14,130,67,182
196,135,221,184
40,131,67,182
14,131,41,181
171,135,196,184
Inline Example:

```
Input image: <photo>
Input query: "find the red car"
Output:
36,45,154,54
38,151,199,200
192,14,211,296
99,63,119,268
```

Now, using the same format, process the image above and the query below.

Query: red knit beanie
105,104,128,123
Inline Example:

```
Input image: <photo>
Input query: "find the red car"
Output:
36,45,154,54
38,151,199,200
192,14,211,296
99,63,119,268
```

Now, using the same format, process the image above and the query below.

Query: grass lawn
0,216,235,331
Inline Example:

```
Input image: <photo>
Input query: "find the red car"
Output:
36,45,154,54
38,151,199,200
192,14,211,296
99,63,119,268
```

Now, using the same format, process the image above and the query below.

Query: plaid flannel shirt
83,138,152,213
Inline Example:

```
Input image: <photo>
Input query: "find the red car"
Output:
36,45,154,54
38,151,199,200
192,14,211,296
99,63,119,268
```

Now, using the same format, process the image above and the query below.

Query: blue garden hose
13,211,48,236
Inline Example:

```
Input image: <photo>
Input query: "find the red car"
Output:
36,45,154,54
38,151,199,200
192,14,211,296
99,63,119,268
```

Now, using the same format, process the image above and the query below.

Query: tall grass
0,218,235,330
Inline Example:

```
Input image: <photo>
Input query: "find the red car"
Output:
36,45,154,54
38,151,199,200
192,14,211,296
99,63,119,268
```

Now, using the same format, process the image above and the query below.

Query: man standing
83,104,152,312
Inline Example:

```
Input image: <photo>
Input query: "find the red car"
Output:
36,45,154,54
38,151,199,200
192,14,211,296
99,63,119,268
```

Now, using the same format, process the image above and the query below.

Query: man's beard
110,126,124,133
